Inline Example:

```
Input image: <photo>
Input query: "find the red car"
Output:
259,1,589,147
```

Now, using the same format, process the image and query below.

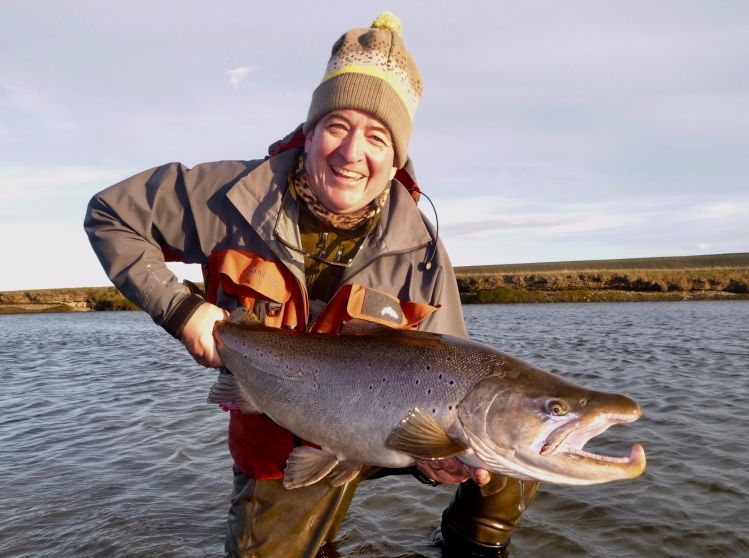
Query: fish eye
546,400,568,416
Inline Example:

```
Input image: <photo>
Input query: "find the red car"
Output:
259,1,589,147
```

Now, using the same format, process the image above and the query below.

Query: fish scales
217,324,490,465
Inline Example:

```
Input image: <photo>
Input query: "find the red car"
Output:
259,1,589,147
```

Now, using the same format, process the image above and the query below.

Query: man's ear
389,166,397,181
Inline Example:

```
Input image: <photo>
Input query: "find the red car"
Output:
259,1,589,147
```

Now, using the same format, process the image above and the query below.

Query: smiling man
85,13,536,558
304,110,397,214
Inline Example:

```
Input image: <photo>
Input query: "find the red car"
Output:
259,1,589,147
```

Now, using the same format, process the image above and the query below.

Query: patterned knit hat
303,12,423,168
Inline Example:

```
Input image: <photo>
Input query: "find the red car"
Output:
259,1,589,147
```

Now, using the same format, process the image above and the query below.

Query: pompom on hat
304,12,422,168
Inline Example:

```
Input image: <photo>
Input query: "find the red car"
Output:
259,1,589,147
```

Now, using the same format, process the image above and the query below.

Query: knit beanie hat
303,12,423,168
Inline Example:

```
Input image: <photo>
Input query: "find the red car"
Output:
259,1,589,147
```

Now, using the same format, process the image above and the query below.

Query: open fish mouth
540,412,645,468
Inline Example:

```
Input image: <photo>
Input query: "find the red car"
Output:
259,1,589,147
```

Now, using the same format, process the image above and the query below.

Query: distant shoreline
1,252,747,314
455,252,749,304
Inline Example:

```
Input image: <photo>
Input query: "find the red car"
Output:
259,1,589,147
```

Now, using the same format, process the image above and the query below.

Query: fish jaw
464,412,646,486
532,407,647,485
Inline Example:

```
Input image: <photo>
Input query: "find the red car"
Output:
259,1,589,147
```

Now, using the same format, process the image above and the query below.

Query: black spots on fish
431,408,437,414
449,380,455,386
438,373,443,380
427,388,432,395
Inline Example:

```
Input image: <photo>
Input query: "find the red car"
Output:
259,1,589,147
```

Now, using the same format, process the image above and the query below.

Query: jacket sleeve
418,237,468,339
83,160,248,337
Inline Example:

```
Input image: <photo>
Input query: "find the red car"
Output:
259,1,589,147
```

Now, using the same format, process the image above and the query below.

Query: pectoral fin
386,408,469,460
283,446,339,489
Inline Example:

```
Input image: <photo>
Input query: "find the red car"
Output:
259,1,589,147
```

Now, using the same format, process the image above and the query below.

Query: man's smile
330,165,366,181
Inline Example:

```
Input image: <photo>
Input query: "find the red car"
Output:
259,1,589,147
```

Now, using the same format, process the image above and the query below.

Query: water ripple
1,302,747,557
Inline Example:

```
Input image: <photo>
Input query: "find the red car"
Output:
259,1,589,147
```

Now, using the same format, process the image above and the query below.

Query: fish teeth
565,447,631,464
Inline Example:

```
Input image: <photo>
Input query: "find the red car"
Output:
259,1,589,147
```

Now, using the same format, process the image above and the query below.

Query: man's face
304,108,398,215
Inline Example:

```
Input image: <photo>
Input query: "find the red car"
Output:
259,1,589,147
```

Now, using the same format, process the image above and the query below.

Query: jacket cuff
409,465,441,487
163,293,206,338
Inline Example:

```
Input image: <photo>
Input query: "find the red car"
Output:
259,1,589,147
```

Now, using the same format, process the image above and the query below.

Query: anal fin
327,461,363,487
386,407,469,460
283,446,339,489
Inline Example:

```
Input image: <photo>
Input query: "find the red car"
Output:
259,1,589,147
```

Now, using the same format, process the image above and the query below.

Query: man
84,13,537,557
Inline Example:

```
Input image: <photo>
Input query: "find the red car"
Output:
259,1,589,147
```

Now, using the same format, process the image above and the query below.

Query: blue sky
1,1,747,290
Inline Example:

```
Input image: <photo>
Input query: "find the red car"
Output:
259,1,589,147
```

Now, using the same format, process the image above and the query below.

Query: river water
1,302,747,557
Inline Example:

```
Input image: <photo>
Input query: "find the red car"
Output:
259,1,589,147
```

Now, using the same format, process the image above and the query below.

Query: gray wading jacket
84,147,467,339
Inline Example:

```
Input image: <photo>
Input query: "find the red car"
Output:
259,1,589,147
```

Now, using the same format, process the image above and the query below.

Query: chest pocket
205,249,306,330
309,283,439,334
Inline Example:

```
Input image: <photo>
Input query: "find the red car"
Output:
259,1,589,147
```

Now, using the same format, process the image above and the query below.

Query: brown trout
209,321,646,489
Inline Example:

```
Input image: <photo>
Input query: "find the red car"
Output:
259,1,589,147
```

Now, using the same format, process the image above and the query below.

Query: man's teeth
331,166,365,180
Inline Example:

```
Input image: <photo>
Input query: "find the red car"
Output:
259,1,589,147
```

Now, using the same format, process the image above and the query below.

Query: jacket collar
226,147,433,281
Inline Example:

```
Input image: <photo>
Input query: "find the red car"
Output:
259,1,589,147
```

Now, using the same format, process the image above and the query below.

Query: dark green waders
438,478,540,556
225,467,539,558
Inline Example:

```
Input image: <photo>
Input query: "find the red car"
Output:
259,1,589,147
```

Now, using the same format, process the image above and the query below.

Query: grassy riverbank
0,286,138,314
1,253,747,314
455,253,749,304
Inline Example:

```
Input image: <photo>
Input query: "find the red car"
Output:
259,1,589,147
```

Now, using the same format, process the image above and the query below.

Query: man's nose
336,131,364,162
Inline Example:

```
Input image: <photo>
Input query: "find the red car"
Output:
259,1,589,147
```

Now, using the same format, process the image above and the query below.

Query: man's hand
180,302,230,368
415,457,491,486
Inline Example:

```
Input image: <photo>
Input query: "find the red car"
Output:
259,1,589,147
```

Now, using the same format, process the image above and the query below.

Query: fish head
458,358,646,486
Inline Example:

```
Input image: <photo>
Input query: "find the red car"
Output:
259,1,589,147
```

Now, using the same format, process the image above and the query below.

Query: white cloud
436,195,651,239
227,66,255,88
0,218,109,291
694,202,749,221
0,216,203,291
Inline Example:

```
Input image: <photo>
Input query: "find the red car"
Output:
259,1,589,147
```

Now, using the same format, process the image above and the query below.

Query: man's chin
320,192,367,214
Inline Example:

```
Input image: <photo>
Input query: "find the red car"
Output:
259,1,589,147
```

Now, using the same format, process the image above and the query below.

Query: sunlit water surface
1,302,747,557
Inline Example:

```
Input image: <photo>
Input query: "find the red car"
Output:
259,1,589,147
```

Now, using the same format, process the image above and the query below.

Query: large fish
209,321,646,490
